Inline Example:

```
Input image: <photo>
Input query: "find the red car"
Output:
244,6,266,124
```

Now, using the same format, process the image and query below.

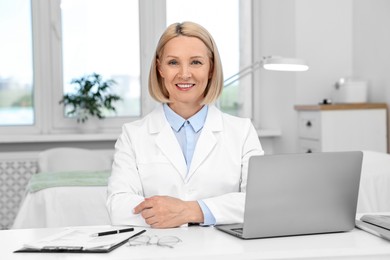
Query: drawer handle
306,121,312,127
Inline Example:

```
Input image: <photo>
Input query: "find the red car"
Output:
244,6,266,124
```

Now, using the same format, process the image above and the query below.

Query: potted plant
59,73,121,123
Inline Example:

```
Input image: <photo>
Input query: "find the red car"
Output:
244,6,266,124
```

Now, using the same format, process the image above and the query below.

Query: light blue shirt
163,104,216,225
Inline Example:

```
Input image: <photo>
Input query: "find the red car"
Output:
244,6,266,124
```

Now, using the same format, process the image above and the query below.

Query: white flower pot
77,117,101,133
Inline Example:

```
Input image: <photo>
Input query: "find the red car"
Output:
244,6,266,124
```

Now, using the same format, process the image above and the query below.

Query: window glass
0,0,34,126
61,0,140,118
166,0,240,115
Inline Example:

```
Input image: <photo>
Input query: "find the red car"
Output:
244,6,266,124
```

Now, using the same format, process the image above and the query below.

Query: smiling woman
107,21,264,229
157,36,212,118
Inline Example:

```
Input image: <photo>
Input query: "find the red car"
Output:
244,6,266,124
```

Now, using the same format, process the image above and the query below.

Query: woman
107,21,264,228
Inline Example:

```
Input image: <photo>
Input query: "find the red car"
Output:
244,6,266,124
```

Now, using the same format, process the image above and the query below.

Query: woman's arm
106,125,148,226
202,120,264,224
133,196,203,228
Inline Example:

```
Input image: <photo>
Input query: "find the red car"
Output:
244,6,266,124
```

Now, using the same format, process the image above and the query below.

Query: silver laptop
216,151,363,239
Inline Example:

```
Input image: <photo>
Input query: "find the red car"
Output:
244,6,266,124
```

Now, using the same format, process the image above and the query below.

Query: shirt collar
163,104,208,133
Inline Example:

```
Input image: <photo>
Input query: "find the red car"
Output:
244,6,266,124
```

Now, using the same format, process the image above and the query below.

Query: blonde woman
107,21,263,228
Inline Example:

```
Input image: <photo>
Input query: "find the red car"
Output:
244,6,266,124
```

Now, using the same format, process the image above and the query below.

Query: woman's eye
168,60,178,65
191,60,202,65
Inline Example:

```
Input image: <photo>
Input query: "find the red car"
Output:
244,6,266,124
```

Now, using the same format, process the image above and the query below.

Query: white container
332,79,368,103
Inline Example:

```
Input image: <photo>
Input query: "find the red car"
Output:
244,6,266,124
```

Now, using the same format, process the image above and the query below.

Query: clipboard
14,228,146,253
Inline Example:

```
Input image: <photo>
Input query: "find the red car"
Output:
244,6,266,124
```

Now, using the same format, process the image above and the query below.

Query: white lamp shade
223,55,309,88
263,56,309,71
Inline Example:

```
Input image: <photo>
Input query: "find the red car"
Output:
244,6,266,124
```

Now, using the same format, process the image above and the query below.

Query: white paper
23,228,134,250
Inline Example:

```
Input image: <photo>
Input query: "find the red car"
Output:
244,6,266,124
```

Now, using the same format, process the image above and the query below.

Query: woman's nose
179,65,191,79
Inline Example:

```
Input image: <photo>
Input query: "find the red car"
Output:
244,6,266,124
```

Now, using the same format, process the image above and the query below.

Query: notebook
216,151,363,239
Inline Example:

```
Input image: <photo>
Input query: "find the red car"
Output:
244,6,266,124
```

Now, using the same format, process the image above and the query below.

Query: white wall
295,0,353,104
255,0,389,154
353,0,390,152
353,0,390,104
253,0,297,154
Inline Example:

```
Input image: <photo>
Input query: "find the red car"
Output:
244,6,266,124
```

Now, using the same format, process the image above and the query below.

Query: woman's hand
133,196,204,228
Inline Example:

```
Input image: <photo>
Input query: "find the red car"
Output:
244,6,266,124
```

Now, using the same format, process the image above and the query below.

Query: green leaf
59,73,122,123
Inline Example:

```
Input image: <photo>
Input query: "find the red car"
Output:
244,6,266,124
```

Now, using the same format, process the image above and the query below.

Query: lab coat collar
149,106,187,180
187,105,222,180
148,104,223,182
162,103,208,133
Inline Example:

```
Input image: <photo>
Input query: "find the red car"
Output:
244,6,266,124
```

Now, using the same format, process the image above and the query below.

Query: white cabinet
295,103,388,153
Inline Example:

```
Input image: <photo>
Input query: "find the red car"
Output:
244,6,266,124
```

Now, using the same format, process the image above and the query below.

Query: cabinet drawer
298,139,321,153
298,112,320,139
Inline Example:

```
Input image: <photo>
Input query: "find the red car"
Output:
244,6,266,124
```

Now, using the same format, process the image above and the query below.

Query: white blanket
12,186,111,229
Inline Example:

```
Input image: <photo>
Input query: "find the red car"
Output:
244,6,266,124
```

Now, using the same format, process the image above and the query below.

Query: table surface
2,224,390,260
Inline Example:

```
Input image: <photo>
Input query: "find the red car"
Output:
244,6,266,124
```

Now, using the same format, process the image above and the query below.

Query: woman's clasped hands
133,196,203,228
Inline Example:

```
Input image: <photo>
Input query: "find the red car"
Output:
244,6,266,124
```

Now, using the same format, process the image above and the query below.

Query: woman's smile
176,83,195,90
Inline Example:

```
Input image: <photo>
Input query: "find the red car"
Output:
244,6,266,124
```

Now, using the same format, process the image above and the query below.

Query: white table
2,225,390,260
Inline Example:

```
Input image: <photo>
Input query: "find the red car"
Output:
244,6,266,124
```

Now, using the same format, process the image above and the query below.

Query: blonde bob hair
149,21,224,104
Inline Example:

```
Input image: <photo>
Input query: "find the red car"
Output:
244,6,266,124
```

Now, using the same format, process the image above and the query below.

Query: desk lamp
223,56,309,88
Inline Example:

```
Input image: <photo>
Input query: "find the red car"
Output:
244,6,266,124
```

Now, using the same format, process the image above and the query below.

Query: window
0,0,252,136
0,0,34,126
166,0,244,116
61,0,140,119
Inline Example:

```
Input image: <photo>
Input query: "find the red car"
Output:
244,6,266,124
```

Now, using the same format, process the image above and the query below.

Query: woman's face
157,36,211,109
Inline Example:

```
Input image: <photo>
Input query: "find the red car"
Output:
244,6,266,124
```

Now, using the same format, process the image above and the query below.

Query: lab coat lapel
150,106,187,180
187,106,222,179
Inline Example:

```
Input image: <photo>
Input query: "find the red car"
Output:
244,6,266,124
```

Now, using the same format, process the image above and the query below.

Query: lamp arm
223,55,308,88
223,60,263,88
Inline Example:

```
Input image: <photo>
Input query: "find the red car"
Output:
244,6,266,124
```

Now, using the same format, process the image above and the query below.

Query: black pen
90,227,134,237
128,229,147,240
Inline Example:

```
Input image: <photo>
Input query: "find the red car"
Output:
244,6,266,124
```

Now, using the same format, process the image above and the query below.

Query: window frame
0,0,41,134
49,0,161,133
0,0,254,138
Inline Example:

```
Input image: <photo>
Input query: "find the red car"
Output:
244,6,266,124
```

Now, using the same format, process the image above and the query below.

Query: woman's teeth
176,84,194,89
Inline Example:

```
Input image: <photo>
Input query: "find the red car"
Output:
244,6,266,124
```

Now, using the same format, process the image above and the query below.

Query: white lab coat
107,104,264,226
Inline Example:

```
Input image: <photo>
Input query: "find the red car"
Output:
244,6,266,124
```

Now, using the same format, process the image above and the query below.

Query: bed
12,148,113,229
12,171,111,229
